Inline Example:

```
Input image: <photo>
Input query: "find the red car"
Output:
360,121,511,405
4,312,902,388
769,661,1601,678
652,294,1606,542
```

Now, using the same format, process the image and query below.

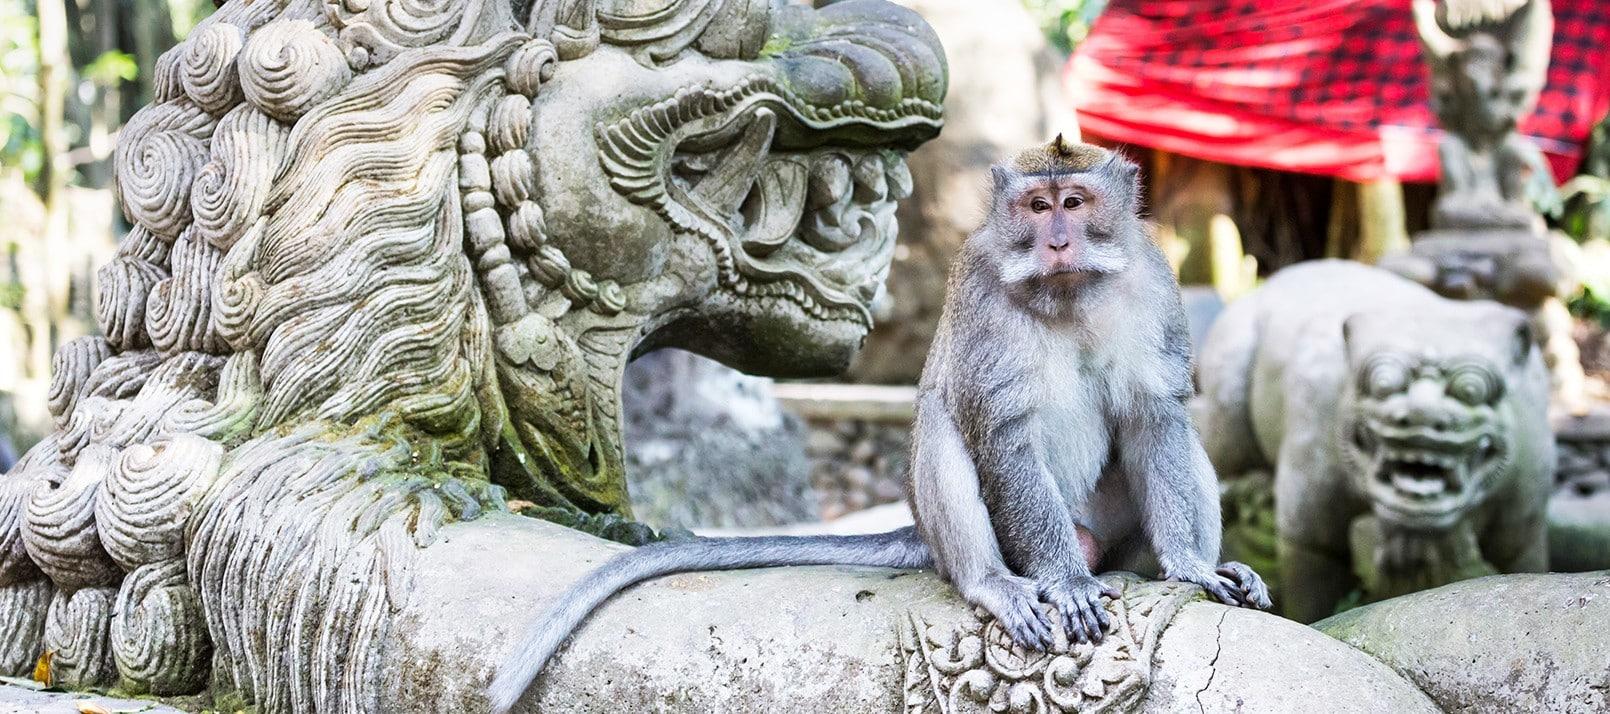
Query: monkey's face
988,173,1133,297
1338,310,1533,530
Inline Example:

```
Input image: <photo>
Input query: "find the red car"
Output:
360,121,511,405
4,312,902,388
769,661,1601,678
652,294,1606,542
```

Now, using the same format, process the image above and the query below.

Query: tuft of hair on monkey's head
1007,133,1112,176
979,135,1143,295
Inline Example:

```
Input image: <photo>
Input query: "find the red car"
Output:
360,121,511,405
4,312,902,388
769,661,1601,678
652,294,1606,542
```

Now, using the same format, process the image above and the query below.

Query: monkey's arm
1118,392,1270,608
911,391,1060,651
950,369,1119,644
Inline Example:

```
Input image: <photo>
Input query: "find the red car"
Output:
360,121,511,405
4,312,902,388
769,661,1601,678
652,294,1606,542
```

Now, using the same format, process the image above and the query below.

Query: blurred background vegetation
1021,0,1108,53
1,0,217,457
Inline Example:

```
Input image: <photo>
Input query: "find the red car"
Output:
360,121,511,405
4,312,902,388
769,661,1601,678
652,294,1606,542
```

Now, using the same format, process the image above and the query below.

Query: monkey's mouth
1351,422,1504,526
1040,267,1095,288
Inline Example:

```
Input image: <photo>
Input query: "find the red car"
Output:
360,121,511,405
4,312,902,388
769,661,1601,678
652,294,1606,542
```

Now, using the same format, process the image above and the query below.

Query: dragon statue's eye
1362,356,1411,399
1448,364,1501,405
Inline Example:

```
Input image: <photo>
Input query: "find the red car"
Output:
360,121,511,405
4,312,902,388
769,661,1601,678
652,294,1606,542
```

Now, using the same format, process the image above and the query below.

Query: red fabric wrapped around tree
1067,0,1610,182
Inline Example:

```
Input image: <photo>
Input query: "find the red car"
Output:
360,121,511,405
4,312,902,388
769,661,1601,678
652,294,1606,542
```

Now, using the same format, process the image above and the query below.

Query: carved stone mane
0,0,944,708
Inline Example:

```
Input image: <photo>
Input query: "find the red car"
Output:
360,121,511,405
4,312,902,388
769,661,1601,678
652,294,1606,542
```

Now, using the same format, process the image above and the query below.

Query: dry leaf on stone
32,650,53,687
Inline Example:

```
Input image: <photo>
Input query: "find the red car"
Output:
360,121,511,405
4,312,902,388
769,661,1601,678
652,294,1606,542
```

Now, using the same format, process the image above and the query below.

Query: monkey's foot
1037,573,1121,644
1216,561,1273,609
960,572,1055,651
1167,561,1265,608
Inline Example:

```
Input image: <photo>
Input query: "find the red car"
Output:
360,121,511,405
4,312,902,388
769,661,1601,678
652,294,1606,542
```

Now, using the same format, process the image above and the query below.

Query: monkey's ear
1112,152,1140,182
991,165,1012,194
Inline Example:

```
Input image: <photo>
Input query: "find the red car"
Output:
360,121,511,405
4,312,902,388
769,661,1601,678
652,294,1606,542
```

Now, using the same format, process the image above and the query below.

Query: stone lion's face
526,0,944,376
1337,309,1535,530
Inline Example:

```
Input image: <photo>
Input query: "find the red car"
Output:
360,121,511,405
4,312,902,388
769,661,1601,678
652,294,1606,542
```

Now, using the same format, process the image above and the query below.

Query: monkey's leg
952,395,1118,646
1118,394,1269,608
910,394,1054,650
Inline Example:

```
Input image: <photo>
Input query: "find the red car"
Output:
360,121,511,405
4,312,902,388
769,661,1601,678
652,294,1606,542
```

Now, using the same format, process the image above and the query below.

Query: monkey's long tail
486,526,930,712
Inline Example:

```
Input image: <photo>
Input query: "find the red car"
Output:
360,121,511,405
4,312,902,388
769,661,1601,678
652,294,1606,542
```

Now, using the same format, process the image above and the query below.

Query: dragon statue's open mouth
1352,421,1505,525
598,75,937,326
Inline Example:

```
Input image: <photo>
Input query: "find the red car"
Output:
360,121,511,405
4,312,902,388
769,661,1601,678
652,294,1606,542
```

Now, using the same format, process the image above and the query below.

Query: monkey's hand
1037,574,1121,645
967,572,1057,652
1167,561,1272,610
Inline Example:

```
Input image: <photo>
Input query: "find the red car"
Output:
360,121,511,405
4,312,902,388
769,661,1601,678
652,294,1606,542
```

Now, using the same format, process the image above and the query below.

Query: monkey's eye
1064,196,1083,210
1030,198,1052,213
1447,364,1501,405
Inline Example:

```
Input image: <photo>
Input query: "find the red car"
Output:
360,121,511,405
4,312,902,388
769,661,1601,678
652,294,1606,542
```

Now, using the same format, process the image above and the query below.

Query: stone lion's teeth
808,155,850,210
852,155,886,203
885,157,913,200
1393,473,1446,497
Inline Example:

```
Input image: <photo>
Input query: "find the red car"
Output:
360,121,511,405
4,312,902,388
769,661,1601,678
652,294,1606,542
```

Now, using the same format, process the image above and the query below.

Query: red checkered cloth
1067,0,1610,182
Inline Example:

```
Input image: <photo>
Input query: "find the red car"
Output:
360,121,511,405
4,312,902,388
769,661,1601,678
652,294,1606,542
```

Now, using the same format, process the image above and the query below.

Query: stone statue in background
622,348,814,530
0,0,946,707
1387,0,1585,412
1413,0,1555,229
1196,261,1553,622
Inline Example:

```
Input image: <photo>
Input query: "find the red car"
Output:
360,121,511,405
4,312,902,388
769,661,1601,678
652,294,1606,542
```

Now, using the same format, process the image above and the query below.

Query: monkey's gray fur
486,139,1268,713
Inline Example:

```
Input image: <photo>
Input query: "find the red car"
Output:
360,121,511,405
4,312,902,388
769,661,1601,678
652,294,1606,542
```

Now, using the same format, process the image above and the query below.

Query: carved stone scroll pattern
900,580,1196,714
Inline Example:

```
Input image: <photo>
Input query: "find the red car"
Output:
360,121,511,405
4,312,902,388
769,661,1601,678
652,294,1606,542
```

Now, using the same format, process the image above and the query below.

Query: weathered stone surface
391,516,1439,713
1147,604,1440,713
0,682,194,713
1316,572,1610,713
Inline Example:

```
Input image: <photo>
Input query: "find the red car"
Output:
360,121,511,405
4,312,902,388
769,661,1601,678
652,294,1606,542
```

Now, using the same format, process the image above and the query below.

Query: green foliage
1021,0,1108,55
1560,115,1610,323
0,281,21,310
82,50,138,87
0,2,41,179
1559,175,1609,243
169,0,217,38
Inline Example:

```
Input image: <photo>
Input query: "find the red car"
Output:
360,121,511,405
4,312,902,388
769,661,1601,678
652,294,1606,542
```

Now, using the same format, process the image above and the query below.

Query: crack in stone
1195,608,1230,713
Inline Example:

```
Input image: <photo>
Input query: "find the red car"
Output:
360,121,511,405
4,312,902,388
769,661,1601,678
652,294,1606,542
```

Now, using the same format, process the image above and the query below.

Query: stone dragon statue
0,0,944,709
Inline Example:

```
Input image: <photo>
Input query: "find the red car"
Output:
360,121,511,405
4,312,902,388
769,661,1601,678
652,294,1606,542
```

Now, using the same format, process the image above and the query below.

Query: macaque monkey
488,137,1268,713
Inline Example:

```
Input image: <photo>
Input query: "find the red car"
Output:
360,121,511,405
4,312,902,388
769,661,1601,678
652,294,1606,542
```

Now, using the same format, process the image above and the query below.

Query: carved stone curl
901,577,1194,714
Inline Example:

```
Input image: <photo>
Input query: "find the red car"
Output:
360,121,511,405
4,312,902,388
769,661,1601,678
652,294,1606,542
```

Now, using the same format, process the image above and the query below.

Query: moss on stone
513,503,691,546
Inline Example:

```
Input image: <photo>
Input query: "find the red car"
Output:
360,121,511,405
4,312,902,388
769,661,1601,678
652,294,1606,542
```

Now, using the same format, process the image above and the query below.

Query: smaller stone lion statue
1195,260,1553,622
